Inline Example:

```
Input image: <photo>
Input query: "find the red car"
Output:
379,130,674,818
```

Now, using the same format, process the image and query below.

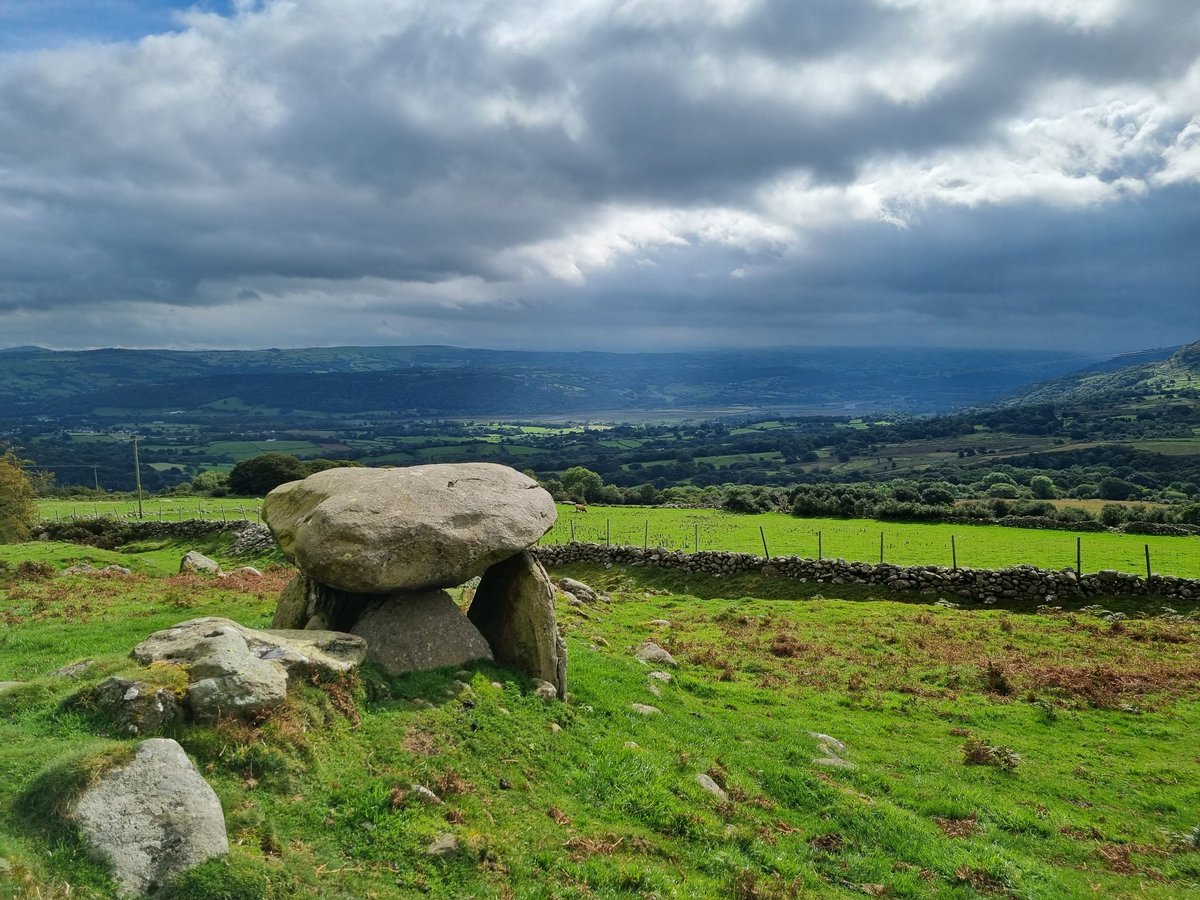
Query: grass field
1,545,1198,898
37,498,265,523
32,499,1200,578
541,506,1200,578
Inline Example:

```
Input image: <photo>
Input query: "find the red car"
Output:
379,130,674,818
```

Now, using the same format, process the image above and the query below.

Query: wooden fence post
879,531,885,564
818,531,823,561
1076,536,1082,576
1145,544,1152,580
951,535,957,571
760,526,770,559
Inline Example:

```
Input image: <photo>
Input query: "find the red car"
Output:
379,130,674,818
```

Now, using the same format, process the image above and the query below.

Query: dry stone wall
533,542,1200,604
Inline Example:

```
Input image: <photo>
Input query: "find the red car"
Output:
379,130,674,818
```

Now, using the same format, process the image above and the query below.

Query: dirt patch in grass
933,813,981,838
1006,659,1200,708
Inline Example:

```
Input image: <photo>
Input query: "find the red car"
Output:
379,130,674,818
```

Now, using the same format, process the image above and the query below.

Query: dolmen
263,463,567,698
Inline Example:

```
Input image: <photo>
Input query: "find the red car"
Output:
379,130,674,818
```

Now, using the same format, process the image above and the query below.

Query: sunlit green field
1,547,1198,898
33,500,1200,578
541,505,1200,578
37,498,264,523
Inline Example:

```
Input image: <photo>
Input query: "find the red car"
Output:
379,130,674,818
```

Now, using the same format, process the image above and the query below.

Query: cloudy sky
0,0,1197,353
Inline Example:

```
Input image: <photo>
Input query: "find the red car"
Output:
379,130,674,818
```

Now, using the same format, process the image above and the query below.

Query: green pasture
30,499,1200,577
204,440,324,460
542,505,1200,578
2,551,1199,897
38,498,264,523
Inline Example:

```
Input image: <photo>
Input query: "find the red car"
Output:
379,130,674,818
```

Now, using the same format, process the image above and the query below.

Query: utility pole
132,436,144,519
92,465,100,491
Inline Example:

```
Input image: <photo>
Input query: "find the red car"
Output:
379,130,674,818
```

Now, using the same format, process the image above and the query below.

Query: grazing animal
574,503,588,513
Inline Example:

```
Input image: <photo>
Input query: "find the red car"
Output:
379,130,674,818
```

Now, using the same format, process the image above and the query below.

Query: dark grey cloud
0,0,1196,352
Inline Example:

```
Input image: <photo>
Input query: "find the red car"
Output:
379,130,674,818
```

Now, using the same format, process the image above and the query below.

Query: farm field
541,505,1200,579
32,499,1200,578
1,544,1198,898
38,497,265,523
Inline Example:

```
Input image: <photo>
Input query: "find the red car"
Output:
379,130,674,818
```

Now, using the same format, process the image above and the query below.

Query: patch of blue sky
0,1,236,54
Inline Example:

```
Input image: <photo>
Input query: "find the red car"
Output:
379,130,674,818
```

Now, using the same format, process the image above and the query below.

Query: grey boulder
262,463,557,593
469,551,567,699
71,738,228,897
350,591,493,675
179,552,221,575
89,677,184,735
635,642,678,667
133,617,366,721
557,577,598,604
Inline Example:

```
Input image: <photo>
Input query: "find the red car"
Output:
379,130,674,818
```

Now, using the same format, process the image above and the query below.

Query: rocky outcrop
132,617,366,722
71,739,228,897
469,551,567,699
263,463,557,594
261,464,567,696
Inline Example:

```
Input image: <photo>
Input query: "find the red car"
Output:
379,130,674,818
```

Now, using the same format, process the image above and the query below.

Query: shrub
0,450,37,544
15,560,54,581
962,739,1020,770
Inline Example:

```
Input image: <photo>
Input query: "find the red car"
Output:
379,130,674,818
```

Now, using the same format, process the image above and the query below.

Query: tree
559,466,604,503
0,451,37,543
227,453,308,496
1029,475,1057,499
1097,476,1137,501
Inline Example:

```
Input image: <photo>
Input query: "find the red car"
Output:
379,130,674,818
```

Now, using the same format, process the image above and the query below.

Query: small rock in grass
533,680,558,700
179,551,221,575
648,671,672,683
497,707,510,716
426,833,459,858
695,773,728,803
647,683,662,697
410,785,442,805
103,565,133,576
647,619,671,628
630,703,661,715
490,681,503,690
635,642,677,667
810,732,856,769
233,566,262,577
623,741,640,750
557,577,598,603
547,722,562,734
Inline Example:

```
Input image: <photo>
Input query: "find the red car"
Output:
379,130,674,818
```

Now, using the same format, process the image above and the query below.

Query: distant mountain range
0,343,1160,424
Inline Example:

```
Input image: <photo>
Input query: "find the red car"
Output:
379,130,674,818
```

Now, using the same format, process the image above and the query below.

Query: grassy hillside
1,544,1199,898
1006,341,1200,407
